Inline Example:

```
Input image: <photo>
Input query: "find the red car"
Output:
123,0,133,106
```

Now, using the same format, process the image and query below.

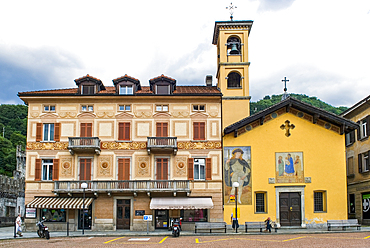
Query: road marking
364,235,370,239
195,237,284,244
104,237,125,244
128,238,150,241
195,238,200,243
159,236,168,243
282,236,306,242
88,237,94,239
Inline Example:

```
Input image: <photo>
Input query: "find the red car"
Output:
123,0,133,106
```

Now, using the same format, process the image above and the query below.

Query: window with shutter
35,159,41,181
118,123,130,141
36,123,42,142
118,158,130,180
53,159,59,181
206,158,212,180
80,158,92,180
54,123,60,142
188,158,194,180
193,122,205,140
358,154,363,173
81,123,92,137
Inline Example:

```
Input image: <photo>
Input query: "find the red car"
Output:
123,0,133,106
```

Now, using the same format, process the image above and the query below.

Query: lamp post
81,182,88,235
232,181,240,233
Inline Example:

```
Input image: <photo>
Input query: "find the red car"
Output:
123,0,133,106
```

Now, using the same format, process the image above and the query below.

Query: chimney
205,75,212,86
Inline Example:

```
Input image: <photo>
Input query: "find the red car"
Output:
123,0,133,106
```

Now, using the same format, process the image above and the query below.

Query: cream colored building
341,95,370,225
19,74,223,231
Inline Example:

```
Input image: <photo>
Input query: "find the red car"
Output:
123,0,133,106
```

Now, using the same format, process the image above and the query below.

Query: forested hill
250,94,348,115
0,104,27,176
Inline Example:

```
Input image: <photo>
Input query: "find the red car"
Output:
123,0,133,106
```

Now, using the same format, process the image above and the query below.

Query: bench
327,219,361,231
194,222,227,233
245,222,278,233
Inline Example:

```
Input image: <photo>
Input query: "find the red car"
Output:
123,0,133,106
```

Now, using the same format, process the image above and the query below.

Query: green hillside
0,104,27,176
250,94,348,115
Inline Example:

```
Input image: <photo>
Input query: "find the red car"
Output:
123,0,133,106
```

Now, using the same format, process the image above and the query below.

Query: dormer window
82,85,95,95
149,74,176,95
119,85,133,95
156,85,170,94
74,74,105,95
113,74,141,95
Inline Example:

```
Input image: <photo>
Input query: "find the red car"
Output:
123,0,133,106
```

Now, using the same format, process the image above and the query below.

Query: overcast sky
1,0,369,107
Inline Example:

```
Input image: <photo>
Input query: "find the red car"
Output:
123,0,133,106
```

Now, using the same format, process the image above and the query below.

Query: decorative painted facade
19,74,223,231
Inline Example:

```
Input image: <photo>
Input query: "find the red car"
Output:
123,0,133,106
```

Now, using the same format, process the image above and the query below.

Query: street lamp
81,182,88,235
232,181,240,233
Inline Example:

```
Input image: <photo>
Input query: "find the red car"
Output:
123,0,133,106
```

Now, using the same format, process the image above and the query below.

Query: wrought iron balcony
147,137,177,155
53,180,190,195
68,137,101,155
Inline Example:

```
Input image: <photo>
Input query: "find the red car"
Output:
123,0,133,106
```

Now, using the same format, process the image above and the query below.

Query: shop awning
27,197,94,209
150,197,213,210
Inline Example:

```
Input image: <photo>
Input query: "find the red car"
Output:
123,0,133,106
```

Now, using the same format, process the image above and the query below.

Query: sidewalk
1,225,370,240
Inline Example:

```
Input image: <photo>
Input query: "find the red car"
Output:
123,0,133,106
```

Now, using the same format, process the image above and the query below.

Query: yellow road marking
159,236,168,243
282,236,306,242
364,236,370,239
104,237,125,244
196,238,200,243
195,237,285,244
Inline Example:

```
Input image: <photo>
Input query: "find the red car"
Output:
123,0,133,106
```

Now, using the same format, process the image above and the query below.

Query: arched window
227,37,241,55
227,72,241,88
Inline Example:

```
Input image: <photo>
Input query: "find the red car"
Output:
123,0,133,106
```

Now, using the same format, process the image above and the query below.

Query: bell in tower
227,37,241,55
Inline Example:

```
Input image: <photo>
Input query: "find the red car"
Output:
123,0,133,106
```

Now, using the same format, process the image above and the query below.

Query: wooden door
156,123,168,145
156,158,168,188
116,199,130,229
80,123,92,137
80,158,92,181
279,192,301,226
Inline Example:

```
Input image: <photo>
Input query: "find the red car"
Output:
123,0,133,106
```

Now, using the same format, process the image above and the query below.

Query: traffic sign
143,215,152,221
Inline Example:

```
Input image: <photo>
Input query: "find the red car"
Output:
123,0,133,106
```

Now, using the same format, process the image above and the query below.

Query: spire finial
226,2,237,21
281,77,290,100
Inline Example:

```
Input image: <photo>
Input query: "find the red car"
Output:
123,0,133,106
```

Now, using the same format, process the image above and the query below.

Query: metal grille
314,192,323,211
256,193,265,212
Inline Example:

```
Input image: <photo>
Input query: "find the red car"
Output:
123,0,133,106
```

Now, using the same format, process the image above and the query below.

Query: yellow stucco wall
223,112,348,226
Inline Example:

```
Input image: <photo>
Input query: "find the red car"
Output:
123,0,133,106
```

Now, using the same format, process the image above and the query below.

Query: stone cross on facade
280,120,295,137
226,2,237,21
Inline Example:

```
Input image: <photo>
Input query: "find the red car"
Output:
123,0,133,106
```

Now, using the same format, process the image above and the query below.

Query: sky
1,0,369,107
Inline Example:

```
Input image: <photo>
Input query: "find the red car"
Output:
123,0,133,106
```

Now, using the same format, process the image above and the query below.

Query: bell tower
212,20,253,128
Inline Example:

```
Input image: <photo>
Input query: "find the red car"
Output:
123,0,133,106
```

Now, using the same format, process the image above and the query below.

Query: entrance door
279,192,301,226
78,205,92,230
156,158,168,188
116,199,130,229
155,210,169,229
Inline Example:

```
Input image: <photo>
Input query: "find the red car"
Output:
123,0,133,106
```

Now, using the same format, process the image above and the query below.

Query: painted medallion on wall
275,152,304,183
224,146,252,205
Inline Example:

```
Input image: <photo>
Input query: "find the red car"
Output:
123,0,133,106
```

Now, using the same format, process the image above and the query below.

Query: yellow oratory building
213,21,358,227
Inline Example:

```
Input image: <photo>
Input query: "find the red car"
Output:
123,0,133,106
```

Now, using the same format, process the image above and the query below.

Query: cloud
255,0,296,12
0,45,84,104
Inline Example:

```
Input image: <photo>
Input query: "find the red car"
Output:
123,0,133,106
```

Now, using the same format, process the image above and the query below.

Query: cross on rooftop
226,2,237,21
282,77,289,92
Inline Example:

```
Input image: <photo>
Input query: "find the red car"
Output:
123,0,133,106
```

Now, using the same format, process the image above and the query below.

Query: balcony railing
147,137,177,155
68,137,101,155
54,180,190,194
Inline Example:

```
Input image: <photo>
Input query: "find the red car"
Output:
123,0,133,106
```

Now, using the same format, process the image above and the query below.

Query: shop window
314,191,327,212
41,208,66,222
362,193,370,219
255,192,267,213
180,209,207,222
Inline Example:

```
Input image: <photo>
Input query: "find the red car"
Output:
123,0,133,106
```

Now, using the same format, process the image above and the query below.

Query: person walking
15,214,23,237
